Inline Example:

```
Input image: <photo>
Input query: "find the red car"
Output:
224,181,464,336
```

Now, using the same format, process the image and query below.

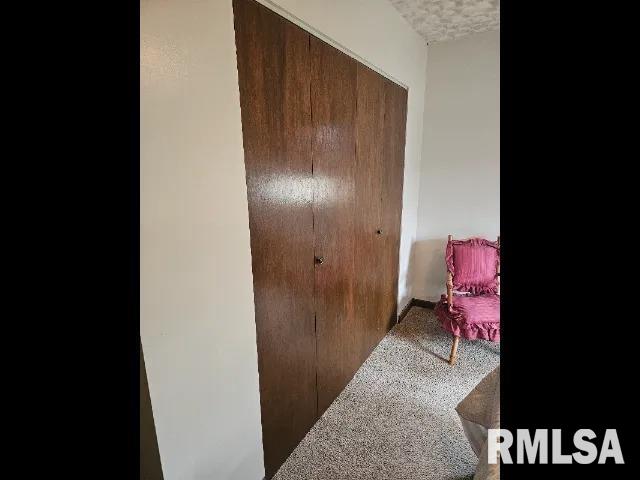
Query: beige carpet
273,306,500,480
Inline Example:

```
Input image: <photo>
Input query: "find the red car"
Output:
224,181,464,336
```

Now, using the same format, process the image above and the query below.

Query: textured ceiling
389,0,500,44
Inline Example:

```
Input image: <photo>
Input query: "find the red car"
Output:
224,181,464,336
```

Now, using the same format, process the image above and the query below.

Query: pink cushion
450,294,500,325
435,294,500,342
447,238,499,295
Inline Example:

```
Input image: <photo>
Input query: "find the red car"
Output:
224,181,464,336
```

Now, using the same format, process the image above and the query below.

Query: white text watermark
487,429,624,464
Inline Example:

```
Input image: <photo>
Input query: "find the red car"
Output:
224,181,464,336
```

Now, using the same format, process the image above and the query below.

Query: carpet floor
272,306,500,480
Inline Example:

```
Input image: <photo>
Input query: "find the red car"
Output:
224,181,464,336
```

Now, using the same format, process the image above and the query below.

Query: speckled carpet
273,306,500,480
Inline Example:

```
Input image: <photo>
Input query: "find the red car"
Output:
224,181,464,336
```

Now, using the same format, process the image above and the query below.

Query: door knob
315,256,324,265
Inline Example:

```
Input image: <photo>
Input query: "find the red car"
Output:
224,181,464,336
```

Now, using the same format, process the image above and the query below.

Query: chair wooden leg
449,335,460,365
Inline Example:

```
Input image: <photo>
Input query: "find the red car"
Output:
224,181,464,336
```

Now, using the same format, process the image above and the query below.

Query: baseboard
397,298,436,323
412,298,436,310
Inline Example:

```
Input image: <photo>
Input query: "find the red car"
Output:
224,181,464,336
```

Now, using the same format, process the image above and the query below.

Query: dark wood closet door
233,1,317,477
235,1,408,475
379,81,408,334
352,67,408,368
310,36,360,416
354,64,387,363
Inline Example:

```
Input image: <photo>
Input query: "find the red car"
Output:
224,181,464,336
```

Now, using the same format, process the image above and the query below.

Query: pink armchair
434,235,500,365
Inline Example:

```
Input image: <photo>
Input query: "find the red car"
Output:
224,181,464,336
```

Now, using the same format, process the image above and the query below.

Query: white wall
141,1,427,479
412,31,500,301
141,0,264,478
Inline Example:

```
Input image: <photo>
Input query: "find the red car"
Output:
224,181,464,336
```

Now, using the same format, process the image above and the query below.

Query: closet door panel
310,36,359,416
380,81,408,333
354,64,386,362
233,0,316,476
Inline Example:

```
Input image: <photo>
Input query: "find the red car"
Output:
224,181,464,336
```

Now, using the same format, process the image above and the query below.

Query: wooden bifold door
233,0,407,477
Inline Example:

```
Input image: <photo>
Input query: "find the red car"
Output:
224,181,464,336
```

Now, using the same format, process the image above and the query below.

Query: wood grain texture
354,64,386,363
310,35,359,417
234,1,408,475
233,1,317,477
380,80,408,335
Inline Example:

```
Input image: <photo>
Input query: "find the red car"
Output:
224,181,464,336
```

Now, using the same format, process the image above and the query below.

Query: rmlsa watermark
488,429,624,464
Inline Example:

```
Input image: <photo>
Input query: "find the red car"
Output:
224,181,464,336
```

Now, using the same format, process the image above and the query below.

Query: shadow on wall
408,238,449,302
